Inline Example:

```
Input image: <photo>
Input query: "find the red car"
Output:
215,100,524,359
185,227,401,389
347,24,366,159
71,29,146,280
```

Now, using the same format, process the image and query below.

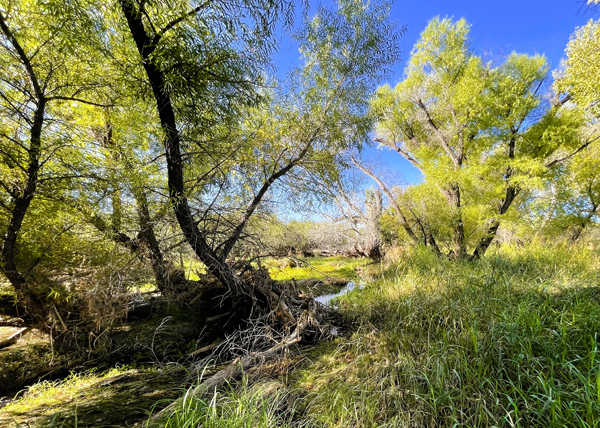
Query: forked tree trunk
470,184,520,260
98,118,184,295
441,184,467,259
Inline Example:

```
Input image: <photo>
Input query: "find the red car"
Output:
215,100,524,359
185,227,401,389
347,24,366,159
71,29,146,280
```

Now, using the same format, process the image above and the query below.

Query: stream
315,281,361,306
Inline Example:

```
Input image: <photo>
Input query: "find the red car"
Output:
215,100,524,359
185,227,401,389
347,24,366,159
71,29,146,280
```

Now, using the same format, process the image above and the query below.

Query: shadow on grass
1,368,188,428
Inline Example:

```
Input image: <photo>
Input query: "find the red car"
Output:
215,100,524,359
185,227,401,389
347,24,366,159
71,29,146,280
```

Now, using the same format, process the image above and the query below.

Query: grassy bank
158,244,600,427
5,247,600,427
267,256,371,282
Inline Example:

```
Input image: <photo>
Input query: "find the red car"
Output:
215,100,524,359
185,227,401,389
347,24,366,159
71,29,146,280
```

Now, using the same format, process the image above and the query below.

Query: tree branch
152,0,214,46
0,10,43,99
351,156,421,246
46,96,113,108
416,99,461,166
374,137,423,172
546,135,600,168
218,141,313,260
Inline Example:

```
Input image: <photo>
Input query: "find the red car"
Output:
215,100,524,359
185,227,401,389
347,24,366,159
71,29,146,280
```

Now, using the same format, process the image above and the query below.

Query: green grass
8,246,600,427
159,245,600,428
1,366,186,427
151,377,303,428
267,256,371,282
292,244,600,427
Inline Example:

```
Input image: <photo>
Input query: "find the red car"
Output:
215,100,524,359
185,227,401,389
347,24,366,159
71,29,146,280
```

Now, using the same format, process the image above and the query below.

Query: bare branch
417,99,461,166
546,134,600,168
46,95,113,108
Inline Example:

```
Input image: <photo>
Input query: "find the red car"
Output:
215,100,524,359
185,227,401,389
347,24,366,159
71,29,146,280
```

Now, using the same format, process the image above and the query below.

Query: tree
532,125,600,243
0,1,113,330
351,157,444,255
118,0,400,303
371,17,589,260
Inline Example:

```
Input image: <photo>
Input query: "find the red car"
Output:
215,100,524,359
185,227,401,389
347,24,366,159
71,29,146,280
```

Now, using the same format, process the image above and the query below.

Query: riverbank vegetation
2,0,600,426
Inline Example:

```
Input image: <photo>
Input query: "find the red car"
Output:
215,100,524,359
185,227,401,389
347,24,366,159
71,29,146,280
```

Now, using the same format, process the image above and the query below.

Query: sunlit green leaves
556,18,600,118
371,17,589,253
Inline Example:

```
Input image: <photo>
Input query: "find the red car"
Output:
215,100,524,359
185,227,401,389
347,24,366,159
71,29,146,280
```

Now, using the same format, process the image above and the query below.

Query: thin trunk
470,130,520,260
101,117,178,292
442,184,466,259
569,203,598,244
135,191,171,292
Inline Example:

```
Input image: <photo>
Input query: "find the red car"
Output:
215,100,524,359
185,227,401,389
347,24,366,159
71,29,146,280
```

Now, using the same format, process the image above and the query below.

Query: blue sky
274,0,596,186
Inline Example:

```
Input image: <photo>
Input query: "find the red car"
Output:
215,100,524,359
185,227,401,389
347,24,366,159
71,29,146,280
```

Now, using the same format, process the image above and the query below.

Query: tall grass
154,244,600,428
153,378,306,428
295,244,600,427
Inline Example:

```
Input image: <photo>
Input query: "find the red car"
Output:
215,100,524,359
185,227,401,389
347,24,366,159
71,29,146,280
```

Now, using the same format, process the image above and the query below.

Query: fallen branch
0,327,31,348
140,300,325,427
0,318,27,328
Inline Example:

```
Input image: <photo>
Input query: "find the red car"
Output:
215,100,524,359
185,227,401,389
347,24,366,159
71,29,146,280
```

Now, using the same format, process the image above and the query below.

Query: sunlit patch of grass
267,257,371,282
5,371,116,416
0,335,72,395
180,258,206,281
135,282,158,293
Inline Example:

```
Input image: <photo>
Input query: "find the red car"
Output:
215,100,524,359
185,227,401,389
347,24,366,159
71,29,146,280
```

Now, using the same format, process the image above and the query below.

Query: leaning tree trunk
119,0,248,298
470,184,520,260
569,204,598,244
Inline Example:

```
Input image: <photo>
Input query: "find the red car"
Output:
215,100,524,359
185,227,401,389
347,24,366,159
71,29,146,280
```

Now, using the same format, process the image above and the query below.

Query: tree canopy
370,17,590,259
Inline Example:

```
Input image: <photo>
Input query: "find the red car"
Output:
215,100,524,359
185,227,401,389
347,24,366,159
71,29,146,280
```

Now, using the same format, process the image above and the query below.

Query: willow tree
555,17,599,117
372,18,588,260
0,1,115,329
118,0,400,304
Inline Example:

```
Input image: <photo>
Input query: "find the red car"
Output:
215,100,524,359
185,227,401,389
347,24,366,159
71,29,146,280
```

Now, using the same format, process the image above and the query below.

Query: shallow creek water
314,281,361,306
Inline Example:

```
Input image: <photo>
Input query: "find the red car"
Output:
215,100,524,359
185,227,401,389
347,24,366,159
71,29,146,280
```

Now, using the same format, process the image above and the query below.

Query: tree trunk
569,203,598,244
0,95,51,328
134,191,183,294
470,185,519,260
119,0,246,297
442,184,467,259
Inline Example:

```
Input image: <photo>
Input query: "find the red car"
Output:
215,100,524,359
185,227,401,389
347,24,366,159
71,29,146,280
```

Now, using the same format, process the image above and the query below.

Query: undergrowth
7,245,600,427
159,244,600,428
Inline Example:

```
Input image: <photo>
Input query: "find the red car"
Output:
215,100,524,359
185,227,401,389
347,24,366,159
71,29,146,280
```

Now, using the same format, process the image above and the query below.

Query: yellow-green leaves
556,18,600,117
370,17,589,255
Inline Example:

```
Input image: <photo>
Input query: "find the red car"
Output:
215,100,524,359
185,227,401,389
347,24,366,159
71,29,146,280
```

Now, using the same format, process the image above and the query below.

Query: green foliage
531,132,600,241
371,17,588,255
556,18,600,117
